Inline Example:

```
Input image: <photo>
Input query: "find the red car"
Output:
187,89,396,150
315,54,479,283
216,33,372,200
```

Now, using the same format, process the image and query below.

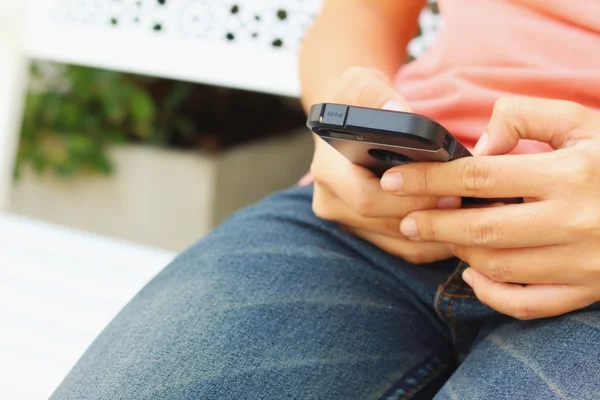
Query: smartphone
306,102,522,205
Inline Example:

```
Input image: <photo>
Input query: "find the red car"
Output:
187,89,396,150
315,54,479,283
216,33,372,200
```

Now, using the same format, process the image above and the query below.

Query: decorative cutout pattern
49,0,321,52
48,0,441,56
408,1,443,60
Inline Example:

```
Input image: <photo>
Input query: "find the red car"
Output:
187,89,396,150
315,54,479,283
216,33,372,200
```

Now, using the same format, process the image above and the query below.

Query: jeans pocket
433,260,503,362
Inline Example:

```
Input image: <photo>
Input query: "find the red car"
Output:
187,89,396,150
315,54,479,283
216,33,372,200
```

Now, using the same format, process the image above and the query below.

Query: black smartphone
306,102,522,205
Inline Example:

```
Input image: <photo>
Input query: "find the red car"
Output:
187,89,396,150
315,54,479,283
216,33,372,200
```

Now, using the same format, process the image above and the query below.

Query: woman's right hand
309,67,460,264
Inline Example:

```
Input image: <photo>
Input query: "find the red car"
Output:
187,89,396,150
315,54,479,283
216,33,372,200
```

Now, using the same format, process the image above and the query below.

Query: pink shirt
395,0,600,154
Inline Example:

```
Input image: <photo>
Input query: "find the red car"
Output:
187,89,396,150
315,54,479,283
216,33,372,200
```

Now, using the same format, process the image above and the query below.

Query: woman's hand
310,66,461,264
380,96,600,319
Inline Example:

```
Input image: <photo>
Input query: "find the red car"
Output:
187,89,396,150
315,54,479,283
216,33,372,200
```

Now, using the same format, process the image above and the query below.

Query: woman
51,1,600,399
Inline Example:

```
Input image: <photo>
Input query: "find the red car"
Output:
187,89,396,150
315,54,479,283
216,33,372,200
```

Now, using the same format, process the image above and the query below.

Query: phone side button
329,131,363,141
322,104,348,126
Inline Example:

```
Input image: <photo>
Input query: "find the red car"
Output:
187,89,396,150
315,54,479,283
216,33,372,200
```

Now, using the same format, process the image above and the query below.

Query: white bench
0,1,440,398
0,213,175,399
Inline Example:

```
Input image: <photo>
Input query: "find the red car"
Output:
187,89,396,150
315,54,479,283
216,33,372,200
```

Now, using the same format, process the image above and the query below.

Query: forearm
298,0,425,112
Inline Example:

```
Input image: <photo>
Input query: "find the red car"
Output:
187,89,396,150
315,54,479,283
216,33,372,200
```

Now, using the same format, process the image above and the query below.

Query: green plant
15,62,303,181
16,63,161,179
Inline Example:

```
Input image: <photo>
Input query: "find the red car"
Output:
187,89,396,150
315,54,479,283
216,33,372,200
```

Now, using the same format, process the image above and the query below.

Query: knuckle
410,163,435,194
382,218,403,238
550,101,591,139
485,257,513,282
467,219,500,246
493,96,518,119
348,177,377,217
351,193,375,217
355,81,384,108
309,158,326,183
337,67,389,107
402,247,430,264
417,217,438,241
566,152,596,188
561,100,590,126
452,245,469,261
459,160,496,195
311,185,335,221
578,254,599,279
511,303,539,321
339,66,370,81
340,66,387,83
565,206,600,238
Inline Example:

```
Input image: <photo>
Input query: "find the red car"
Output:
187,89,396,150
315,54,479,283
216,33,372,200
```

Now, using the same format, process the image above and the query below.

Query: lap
50,185,458,400
436,308,600,399
49,185,600,399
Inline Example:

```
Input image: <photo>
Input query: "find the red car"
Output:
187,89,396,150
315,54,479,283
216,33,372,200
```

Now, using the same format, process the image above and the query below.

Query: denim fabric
50,185,600,400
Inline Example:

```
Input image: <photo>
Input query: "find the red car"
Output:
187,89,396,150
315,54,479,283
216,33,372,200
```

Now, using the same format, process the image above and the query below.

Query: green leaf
15,62,169,181
56,101,81,132
100,94,126,125
55,162,77,179
129,90,155,123
94,154,113,174
164,82,192,110
65,133,95,156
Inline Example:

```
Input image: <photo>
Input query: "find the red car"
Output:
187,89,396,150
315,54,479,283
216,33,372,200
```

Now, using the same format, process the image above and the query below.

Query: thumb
332,67,411,112
475,96,597,156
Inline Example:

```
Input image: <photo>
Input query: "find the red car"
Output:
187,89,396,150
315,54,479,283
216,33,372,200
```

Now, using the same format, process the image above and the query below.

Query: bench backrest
23,0,324,96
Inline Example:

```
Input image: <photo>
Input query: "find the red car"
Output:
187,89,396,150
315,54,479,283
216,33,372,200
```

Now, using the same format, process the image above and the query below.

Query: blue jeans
51,185,600,399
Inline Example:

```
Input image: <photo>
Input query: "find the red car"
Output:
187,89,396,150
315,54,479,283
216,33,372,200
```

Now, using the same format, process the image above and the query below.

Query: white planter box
9,128,313,251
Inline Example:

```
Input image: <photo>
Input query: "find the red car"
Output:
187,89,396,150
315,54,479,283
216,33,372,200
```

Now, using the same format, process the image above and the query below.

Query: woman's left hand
380,96,600,320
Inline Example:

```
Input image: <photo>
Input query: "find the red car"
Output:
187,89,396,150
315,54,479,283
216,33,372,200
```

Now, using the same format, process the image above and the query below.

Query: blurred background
10,61,312,251
7,0,320,252
3,0,440,252
0,1,440,398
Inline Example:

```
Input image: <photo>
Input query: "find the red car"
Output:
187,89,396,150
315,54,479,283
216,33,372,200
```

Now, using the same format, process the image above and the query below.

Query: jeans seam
447,296,457,331
435,260,481,363
441,263,476,300
379,350,453,400
443,293,477,300
398,362,448,400
433,260,465,328
445,284,476,295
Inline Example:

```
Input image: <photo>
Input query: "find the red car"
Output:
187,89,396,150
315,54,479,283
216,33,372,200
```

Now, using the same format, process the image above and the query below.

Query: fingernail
400,217,418,238
462,270,473,287
382,100,402,112
473,132,489,155
437,196,461,209
381,173,403,191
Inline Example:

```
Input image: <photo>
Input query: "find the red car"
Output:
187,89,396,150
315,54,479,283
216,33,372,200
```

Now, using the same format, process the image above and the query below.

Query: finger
315,151,457,218
481,96,600,156
313,183,406,238
341,163,461,218
401,200,574,248
463,268,596,320
331,66,412,111
453,244,587,285
381,151,557,199
347,227,454,264
314,67,463,216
